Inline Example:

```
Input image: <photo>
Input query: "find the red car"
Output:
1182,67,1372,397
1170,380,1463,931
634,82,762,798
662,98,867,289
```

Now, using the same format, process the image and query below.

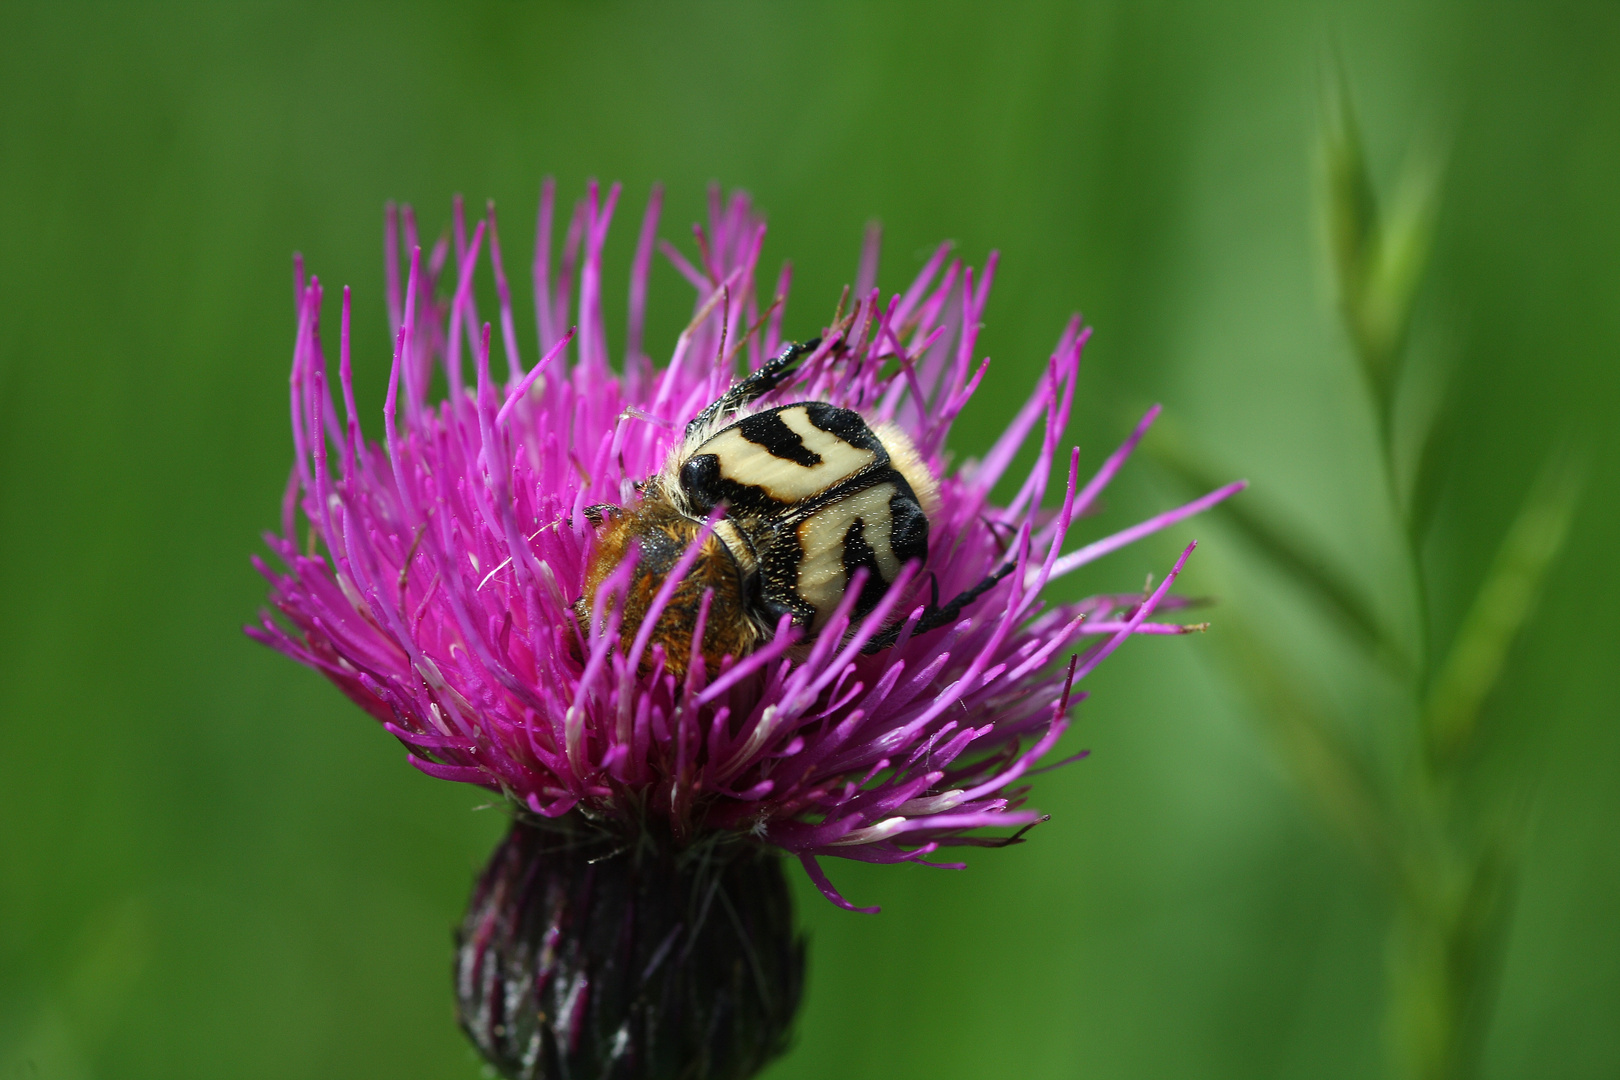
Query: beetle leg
860,559,1017,653
684,337,822,439
582,504,621,528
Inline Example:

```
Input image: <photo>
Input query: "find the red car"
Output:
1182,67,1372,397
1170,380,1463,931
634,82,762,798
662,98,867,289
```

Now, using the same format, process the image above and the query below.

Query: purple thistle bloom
248,180,1241,1079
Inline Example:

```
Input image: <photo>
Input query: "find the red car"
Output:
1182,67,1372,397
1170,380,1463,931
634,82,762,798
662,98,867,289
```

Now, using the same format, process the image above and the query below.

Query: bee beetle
578,339,1010,679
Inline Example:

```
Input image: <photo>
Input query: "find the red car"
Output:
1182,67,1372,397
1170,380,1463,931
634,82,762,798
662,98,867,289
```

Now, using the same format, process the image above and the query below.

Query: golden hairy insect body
577,493,761,678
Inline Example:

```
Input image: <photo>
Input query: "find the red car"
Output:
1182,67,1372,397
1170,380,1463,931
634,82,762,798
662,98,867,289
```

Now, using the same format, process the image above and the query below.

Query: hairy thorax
577,498,760,681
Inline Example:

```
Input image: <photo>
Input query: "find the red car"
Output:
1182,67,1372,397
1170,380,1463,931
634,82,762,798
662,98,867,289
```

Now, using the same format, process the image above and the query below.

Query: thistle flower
249,181,1242,1080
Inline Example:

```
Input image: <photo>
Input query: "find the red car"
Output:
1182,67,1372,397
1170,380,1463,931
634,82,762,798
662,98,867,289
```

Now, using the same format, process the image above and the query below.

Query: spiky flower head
249,181,1240,1079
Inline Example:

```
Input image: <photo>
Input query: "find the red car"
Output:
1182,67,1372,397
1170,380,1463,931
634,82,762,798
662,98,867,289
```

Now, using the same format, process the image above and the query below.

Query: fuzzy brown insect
577,497,759,679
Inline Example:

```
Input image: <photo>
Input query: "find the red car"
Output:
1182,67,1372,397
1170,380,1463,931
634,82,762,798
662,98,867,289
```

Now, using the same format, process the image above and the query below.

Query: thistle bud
455,816,803,1080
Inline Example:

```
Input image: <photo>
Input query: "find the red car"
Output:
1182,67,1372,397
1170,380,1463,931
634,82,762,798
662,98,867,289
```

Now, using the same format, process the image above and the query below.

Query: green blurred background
2,2,1616,1077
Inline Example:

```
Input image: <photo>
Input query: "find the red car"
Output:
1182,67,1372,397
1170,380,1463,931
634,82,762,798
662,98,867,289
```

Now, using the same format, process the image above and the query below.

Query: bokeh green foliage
1157,65,1585,1080
1,3,1617,1079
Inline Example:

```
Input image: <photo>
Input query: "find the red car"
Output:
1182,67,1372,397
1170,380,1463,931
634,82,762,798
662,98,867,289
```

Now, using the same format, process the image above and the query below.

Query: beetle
577,339,1010,678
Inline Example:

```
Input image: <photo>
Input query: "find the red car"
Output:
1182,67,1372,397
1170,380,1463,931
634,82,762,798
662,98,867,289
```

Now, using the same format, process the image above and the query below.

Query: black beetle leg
861,559,1017,653
684,337,822,439
582,504,621,528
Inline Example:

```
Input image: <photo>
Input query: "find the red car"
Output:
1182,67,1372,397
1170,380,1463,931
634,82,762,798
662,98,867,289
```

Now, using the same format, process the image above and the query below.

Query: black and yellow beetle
578,339,1011,678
